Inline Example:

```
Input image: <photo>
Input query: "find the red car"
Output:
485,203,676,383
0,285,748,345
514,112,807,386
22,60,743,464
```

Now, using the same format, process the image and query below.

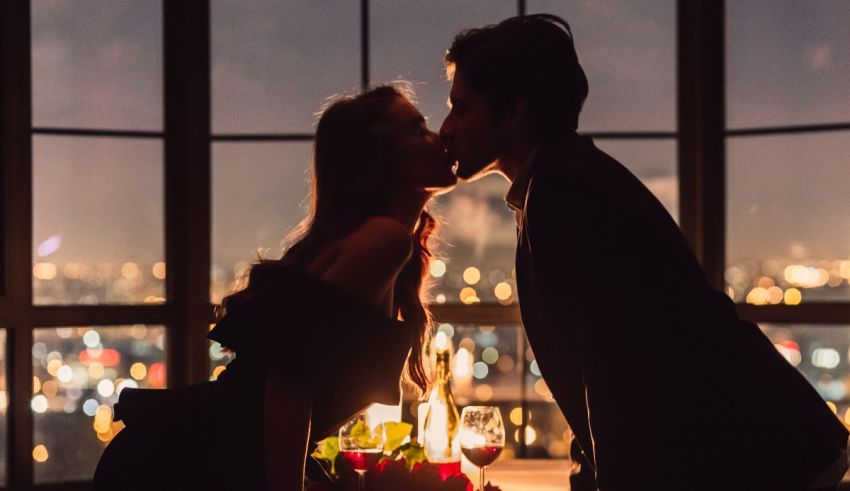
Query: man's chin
455,161,495,182
429,182,458,196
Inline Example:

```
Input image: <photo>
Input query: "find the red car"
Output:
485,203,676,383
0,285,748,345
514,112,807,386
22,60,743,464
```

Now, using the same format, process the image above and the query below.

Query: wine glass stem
356,470,366,491
479,466,485,491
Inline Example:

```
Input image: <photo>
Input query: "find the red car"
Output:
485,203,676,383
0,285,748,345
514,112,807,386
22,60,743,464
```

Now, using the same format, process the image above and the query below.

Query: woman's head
221,85,447,396
309,85,455,236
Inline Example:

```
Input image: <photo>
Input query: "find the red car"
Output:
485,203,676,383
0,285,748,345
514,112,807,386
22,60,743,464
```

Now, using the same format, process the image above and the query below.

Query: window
32,136,164,305
727,133,850,304
726,0,850,427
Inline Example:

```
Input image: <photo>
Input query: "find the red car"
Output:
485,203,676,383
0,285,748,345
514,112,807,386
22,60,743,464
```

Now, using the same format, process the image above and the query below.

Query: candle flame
435,331,448,351
366,403,401,428
454,348,470,377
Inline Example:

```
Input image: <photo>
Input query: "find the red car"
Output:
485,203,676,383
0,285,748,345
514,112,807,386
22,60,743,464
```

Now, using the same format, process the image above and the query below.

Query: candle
366,402,402,429
418,390,436,440
453,347,473,398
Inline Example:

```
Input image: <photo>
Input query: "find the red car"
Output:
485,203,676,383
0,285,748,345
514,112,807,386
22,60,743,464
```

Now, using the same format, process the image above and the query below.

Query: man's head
440,14,588,181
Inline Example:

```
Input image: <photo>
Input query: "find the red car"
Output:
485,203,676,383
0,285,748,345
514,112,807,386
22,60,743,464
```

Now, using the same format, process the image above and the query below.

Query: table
463,459,572,491
465,459,850,490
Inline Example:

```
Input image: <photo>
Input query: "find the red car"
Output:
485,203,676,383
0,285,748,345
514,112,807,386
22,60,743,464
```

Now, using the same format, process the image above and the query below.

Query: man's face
439,70,506,182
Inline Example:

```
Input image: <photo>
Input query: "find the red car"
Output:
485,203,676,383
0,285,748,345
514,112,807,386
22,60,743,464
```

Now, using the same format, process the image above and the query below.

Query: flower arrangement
307,421,501,491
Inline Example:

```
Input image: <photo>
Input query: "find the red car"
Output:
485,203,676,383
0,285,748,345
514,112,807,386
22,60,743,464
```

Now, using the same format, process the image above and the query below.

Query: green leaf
398,441,428,471
311,436,340,475
349,419,383,448
383,421,413,452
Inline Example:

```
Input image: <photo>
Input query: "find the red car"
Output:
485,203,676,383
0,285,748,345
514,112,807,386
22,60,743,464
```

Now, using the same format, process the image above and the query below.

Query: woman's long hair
218,84,435,395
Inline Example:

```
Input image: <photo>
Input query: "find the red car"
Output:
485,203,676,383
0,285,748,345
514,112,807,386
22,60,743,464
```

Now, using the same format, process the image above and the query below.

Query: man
440,14,848,490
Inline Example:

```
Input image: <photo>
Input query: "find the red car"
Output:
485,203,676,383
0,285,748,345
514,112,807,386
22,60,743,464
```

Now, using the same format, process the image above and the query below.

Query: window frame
2,2,210,489
2,0,848,487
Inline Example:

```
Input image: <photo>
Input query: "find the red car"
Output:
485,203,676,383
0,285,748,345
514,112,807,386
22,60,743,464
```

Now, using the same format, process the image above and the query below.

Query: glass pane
429,175,517,305
759,324,850,422
727,1,850,128
371,0,517,128
33,136,164,305
31,0,162,130
524,345,572,459
528,0,676,132
32,325,166,483
727,133,850,303
212,0,360,134
594,139,678,222
0,330,6,484
211,142,312,303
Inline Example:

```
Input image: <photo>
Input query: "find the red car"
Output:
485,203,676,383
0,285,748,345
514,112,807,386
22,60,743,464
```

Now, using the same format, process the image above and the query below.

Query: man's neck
497,139,539,183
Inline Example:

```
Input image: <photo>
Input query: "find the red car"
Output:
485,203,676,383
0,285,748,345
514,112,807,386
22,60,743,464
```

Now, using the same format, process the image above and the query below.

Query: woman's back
93,218,417,490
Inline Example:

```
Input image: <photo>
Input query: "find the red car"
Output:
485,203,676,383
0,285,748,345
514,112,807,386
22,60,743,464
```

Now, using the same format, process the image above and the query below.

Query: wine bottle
421,332,461,478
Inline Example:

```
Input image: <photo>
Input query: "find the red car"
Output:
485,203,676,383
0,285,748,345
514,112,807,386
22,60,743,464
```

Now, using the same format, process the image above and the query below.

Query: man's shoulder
536,135,614,175
528,139,601,197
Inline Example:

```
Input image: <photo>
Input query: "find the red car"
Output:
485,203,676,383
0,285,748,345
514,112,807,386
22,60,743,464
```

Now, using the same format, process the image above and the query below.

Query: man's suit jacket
514,133,848,490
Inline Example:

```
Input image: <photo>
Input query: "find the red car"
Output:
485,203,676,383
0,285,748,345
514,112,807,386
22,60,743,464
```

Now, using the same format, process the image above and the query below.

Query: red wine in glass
341,449,382,472
462,446,503,467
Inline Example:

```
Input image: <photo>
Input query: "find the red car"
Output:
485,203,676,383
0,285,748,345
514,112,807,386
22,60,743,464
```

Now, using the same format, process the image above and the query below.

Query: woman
93,85,456,490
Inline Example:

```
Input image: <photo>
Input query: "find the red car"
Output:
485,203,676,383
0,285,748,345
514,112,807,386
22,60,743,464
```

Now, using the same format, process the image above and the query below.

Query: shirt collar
505,145,541,212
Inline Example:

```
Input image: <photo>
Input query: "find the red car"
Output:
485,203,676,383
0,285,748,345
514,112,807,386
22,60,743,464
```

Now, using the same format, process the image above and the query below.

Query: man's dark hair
446,14,589,141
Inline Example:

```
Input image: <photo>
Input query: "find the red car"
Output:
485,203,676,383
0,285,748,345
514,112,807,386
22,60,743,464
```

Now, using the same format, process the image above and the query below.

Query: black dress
93,265,414,490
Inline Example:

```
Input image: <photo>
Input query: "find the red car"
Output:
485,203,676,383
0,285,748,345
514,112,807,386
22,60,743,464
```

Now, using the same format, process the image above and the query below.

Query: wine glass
338,412,385,491
459,406,505,491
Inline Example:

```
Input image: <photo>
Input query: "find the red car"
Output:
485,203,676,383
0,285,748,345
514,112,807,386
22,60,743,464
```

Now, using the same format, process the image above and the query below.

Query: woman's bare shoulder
317,216,413,307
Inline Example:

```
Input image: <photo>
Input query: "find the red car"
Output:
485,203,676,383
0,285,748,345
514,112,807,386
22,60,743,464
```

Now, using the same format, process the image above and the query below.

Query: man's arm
526,172,665,489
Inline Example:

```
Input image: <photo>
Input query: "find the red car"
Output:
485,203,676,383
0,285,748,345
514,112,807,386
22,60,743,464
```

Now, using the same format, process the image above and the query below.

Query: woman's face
386,97,457,194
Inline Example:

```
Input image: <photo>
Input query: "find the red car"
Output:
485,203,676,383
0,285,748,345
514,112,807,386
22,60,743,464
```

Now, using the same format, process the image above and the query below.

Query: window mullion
429,304,521,325
164,0,211,387
737,304,850,326
30,305,171,328
1,0,34,488
677,0,726,291
361,0,369,91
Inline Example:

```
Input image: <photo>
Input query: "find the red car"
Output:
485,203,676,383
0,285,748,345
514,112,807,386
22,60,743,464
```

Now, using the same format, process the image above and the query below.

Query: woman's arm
264,373,312,491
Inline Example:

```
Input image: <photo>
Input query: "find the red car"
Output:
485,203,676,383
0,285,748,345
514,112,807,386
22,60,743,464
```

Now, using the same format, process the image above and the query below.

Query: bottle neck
434,350,456,406
435,350,451,385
